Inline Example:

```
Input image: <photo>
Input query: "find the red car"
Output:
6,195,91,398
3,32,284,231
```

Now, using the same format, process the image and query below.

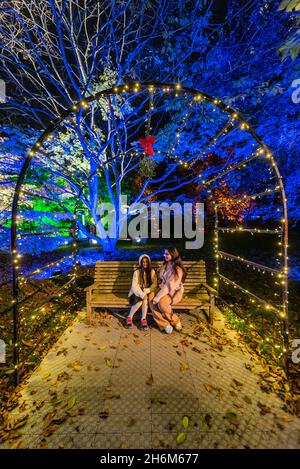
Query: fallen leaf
104,358,113,367
179,362,189,371
10,439,23,449
42,373,51,380
52,416,67,425
225,410,239,425
257,402,271,415
182,416,189,430
274,419,284,430
103,387,120,399
7,415,28,431
204,414,212,428
21,339,35,347
244,363,254,371
43,411,56,423
243,396,252,405
146,374,154,386
176,432,186,445
264,376,277,383
150,398,167,405
127,418,136,427
39,438,48,449
167,420,176,431
232,379,243,387
203,383,213,392
56,348,68,356
68,360,82,371
35,400,45,410
19,401,28,412
67,396,77,409
57,372,70,382
281,415,294,423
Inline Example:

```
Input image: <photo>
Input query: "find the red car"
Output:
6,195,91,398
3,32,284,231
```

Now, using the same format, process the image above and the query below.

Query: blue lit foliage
0,0,299,259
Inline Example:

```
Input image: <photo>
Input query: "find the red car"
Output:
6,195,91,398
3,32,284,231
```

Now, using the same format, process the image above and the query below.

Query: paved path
1,309,300,449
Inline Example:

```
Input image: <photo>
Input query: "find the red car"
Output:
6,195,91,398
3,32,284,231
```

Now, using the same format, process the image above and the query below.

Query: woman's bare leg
150,294,180,330
158,295,181,328
141,296,148,320
128,301,143,318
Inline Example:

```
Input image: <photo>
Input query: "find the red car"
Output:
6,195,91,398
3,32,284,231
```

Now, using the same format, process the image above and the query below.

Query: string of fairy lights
218,251,281,275
8,81,289,381
210,127,289,364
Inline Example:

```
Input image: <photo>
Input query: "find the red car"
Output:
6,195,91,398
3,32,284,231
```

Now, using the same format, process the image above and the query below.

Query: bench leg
86,292,92,323
209,294,215,325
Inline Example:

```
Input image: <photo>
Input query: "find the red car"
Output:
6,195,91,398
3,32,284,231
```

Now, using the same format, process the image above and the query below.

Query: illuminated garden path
1,310,299,449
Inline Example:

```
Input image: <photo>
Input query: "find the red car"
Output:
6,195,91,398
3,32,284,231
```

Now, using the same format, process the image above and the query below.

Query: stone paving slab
1,308,300,449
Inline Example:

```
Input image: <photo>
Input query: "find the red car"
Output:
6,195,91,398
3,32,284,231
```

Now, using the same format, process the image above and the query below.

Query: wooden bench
85,260,217,324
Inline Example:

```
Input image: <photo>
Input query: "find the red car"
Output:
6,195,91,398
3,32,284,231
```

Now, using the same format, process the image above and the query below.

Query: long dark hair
164,247,187,283
137,256,152,288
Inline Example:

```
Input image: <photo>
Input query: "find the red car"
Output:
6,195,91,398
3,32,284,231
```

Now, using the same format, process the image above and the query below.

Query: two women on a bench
127,247,186,334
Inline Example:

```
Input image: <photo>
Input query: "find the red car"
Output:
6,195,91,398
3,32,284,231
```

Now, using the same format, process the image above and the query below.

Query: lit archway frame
10,82,289,382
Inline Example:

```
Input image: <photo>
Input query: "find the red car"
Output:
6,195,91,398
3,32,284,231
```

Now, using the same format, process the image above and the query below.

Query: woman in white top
127,254,157,331
150,247,187,334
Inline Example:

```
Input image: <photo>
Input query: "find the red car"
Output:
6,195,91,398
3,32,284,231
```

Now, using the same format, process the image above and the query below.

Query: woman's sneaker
125,316,133,329
164,325,173,334
140,319,149,331
174,322,182,332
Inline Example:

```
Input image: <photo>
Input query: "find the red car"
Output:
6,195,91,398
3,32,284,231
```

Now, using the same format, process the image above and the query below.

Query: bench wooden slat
90,295,209,307
93,277,206,283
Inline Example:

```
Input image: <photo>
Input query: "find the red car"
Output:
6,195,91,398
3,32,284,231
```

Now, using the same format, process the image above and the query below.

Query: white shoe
174,322,182,331
164,325,173,334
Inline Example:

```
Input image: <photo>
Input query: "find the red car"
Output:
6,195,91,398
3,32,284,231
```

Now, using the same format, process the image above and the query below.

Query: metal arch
10,82,289,382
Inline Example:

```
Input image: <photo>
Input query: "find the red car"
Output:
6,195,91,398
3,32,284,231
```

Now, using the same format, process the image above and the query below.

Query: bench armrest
200,282,217,295
85,282,102,292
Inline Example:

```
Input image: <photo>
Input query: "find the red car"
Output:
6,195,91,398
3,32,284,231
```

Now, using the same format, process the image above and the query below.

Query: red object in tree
139,135,155,156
